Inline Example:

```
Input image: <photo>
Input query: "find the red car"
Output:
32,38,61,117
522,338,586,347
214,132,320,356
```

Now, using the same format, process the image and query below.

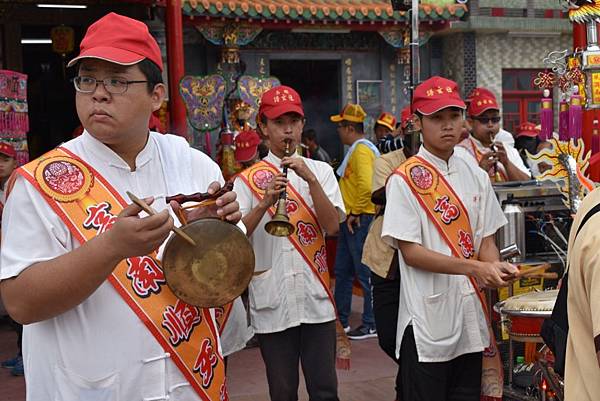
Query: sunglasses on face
471,116,501,124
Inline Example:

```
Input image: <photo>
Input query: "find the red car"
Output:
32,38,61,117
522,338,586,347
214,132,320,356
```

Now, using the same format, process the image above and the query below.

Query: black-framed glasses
73,76,149,94
471,116,501,124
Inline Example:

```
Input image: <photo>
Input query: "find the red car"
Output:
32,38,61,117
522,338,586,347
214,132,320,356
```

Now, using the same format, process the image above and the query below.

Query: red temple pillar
166,0,187,138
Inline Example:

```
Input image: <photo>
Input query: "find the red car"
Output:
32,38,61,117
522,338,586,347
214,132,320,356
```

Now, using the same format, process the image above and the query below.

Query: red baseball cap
517,122,540,137
467,94,499,117
68,12,163,71
466,87,496,103
412,76,466,115
0,142,16,159
258,86,304,120
234,129,261,162
400,106,412,128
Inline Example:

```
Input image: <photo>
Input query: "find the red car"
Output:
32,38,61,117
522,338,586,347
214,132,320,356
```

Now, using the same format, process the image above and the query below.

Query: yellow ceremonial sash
238,160,333,301
17,147,227,401
238,160,351,369
462,137,508,183
394,155,503,401
214,303,233,336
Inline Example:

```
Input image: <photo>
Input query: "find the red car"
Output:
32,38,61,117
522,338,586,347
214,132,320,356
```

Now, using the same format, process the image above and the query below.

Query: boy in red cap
458,90,530,182
234,128,261,168
234,85,345,401
381,76,518,401
0,13,242,400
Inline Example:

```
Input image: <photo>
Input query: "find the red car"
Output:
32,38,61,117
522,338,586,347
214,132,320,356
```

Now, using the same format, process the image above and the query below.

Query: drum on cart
496,289,558,342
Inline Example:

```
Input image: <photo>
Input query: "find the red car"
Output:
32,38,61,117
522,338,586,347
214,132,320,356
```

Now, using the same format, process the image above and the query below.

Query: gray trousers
256,320,339,401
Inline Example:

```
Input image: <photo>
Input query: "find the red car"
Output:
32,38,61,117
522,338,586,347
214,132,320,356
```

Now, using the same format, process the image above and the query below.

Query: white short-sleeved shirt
233,152,346,334
382,146,507,362
496,128,515,148
459,136,531,177
0,131,233,401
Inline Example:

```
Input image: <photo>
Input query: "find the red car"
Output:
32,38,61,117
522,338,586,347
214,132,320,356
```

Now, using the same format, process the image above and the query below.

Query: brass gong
162,218,255,307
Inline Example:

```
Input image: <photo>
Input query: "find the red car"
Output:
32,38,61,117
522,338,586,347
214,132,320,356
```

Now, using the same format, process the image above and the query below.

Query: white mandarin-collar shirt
233,151,346,334
0,131,234,401
465,136,531,177
382,146,507,362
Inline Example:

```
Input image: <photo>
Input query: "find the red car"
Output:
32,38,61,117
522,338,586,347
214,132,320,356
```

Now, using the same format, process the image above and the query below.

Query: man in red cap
458,89,530,182
382,76,518,401
466,87,515,147
0,13,242,401
234,85,345,401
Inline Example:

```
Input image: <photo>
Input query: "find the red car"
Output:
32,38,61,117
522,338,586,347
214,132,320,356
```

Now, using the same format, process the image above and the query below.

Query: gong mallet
126,191,196,247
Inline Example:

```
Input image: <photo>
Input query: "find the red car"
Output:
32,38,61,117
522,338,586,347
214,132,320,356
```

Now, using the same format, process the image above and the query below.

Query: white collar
264,150,299,166
469,135,494,151
417,145,458,175
81,130,155,171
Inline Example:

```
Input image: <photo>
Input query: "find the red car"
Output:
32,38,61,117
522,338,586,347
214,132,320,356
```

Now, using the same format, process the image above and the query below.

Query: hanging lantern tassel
559,100,569,141
568,91,583,141
204,131,212,157
540,89,553,141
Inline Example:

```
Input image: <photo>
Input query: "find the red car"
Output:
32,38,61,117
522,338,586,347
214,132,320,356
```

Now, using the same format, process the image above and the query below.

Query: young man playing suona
458,90,530,182
233,85,345,401
0,13,241,401
382,76,519,401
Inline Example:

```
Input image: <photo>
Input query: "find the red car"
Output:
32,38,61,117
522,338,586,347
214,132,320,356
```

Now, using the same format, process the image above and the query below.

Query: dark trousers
333,215,375,328
9,318,22,356
400,326,482,401
257,321,339,401
372,271,401,400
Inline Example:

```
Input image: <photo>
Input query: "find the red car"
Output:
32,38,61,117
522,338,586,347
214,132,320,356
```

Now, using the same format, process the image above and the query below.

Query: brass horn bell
264,198,295,237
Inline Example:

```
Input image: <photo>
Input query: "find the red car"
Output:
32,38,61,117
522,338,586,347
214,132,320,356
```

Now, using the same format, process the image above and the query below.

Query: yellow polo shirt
339,143,377,215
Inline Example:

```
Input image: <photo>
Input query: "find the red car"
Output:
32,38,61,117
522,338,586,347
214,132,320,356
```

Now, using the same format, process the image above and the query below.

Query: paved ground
0,297,398,401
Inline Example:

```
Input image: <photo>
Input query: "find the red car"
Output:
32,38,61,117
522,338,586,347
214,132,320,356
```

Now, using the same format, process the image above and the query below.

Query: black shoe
347,325,377,340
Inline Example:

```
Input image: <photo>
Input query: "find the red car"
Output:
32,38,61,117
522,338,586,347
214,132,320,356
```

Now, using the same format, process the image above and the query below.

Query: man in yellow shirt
331,104,380,340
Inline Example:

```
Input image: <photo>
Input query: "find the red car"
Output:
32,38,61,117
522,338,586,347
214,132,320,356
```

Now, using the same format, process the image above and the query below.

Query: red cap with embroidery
412,76,466,115
67,12,163,71
517,122,540,137
467,94,499,117
0,142,16,159
466,87,496,103
234,129,261,162
258,86,304,120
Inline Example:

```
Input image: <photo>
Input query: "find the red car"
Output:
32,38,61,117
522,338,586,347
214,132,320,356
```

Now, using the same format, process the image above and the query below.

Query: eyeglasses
471,116,501,124
73,76,149,94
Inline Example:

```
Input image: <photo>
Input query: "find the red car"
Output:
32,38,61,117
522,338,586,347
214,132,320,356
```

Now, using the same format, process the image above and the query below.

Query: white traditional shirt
233,151,345,334
382,146,507,362
458,135,530,178
0,131,242,401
